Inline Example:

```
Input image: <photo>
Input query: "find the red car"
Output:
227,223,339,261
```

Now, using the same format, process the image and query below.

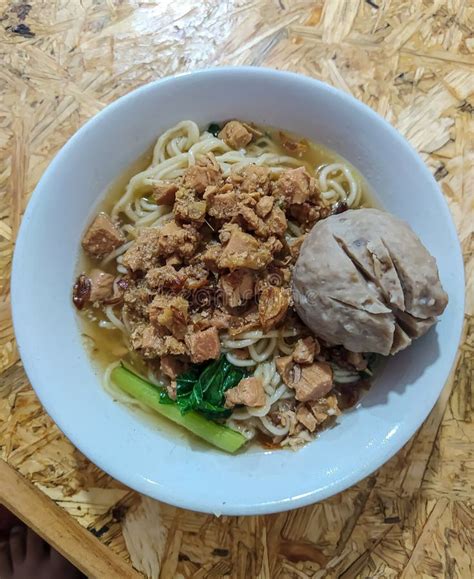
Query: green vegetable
207,123,221,137
159,389,174,404
176,355,248,419
111,365,247,453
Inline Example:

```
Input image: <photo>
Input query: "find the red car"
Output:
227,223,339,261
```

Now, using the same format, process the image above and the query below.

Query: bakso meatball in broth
292,209,448,355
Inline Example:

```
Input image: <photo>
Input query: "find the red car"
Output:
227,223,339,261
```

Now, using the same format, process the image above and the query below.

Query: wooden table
1,1,472,577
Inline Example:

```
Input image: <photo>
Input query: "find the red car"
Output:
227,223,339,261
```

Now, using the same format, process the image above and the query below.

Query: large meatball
292,209,448,355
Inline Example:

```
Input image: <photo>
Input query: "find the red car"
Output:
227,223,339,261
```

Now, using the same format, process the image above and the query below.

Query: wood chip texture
0,1,473,577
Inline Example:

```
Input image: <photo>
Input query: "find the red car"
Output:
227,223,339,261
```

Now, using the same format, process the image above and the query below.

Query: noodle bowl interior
74,120,376,452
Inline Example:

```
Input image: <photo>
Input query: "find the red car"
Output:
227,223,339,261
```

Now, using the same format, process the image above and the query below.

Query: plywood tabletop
0,1,472,577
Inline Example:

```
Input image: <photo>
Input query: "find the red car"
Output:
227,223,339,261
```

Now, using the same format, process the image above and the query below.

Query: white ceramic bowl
12,67,464,515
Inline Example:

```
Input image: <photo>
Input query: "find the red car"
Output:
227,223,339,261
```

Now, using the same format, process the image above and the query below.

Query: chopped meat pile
74,121,335,373
74,121,370,442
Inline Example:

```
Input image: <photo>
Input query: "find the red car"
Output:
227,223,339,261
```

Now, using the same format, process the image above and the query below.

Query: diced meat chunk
147,294,173,326
152,181,179,205
307,395,340,423
123,282,151,319
82,213,125,259
265,235,284,256
289,202,326,227
225,377,266,408
89,269,114,302
160,355,184,380
273,167,314,205
219,227,272,270
122,228,161,272
191,309,232,332
238,206,269,237
292,337,318,365
290,362,333,402
145,265,184,292
258,286,290,331
219,121,253,149
295,405,317,432
267,207,287,236
209,310,233,330
256,196,274,218
183,153,221,193
205,190,238,221
158,301,188,341
158,221,200,259
230,165,270,193
149,295,189,340
278,408,299,436
219,223,238,244
182,264,209,290
276,357,333,402
220,270,255,308
228,308,260,336
174,188,207,224
275,355,293,383
185,327,221,363
200,243,222,271
162,336,186,357
130,325,186,359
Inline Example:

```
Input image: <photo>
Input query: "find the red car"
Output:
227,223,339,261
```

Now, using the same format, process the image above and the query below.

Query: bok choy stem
111,365,247,454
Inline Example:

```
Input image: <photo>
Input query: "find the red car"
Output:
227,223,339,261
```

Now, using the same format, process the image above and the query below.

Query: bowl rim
11,66,465,514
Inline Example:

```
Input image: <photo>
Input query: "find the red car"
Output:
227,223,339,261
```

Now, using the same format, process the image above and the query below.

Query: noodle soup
74,120,376,452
